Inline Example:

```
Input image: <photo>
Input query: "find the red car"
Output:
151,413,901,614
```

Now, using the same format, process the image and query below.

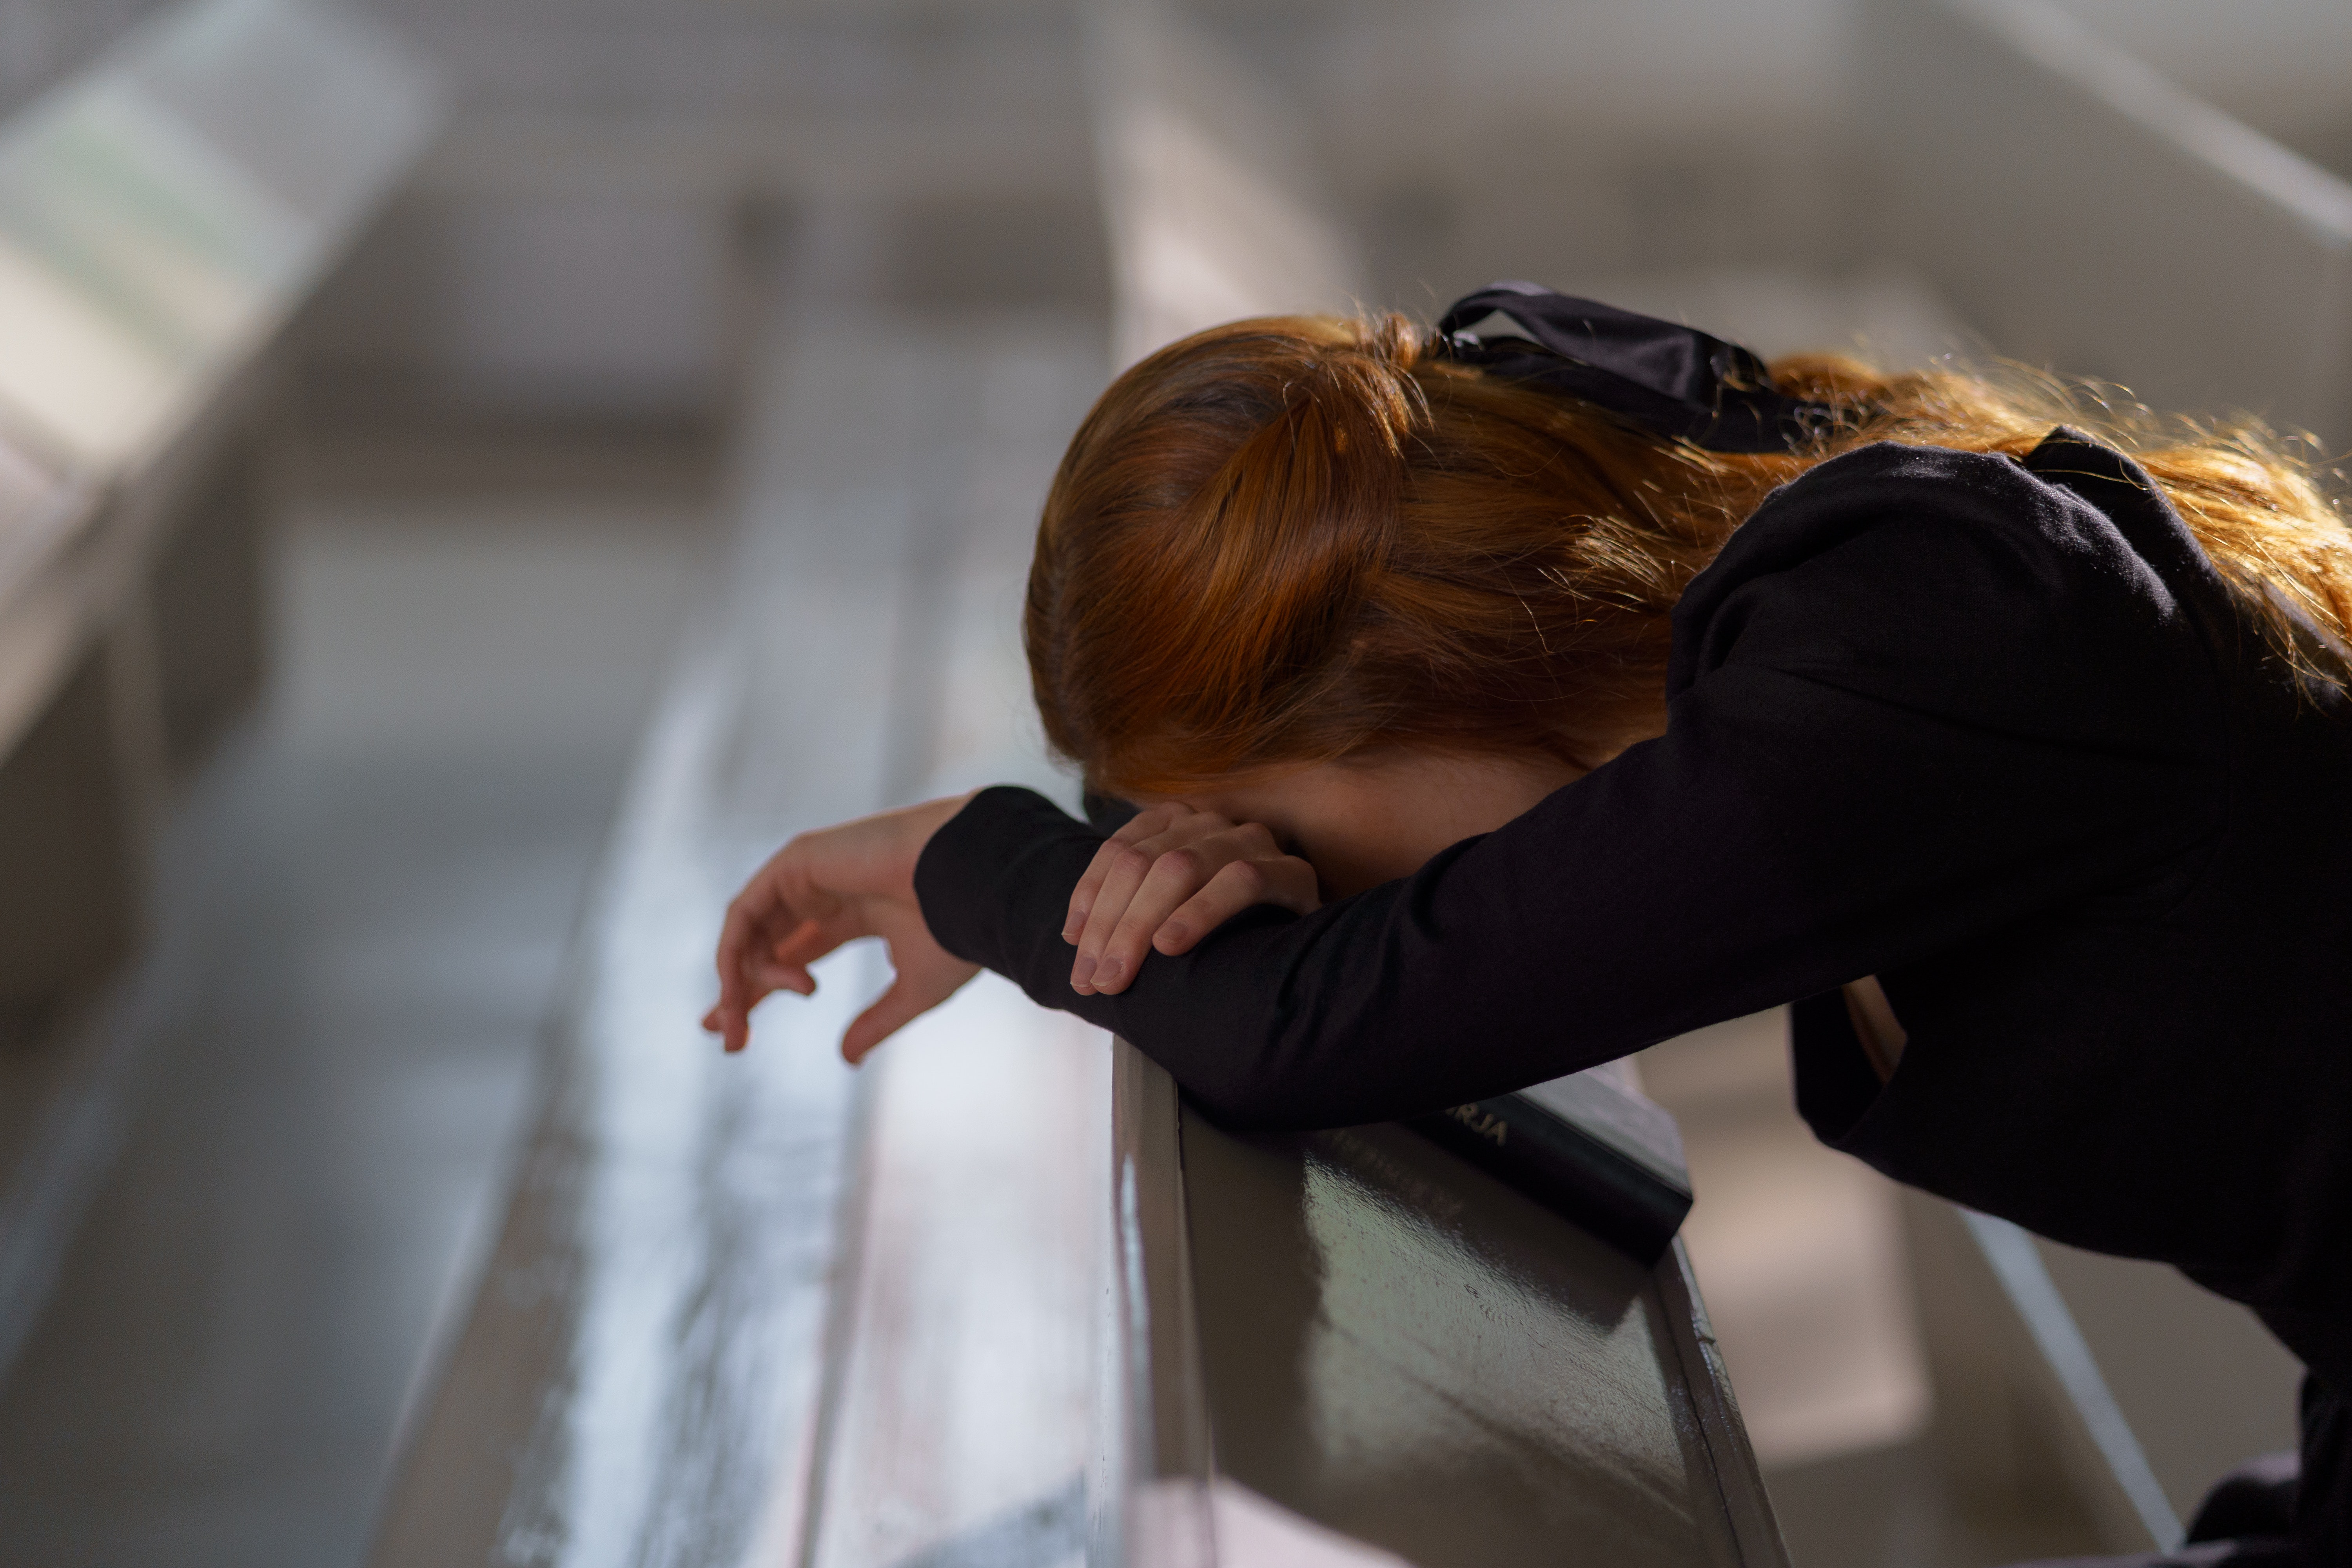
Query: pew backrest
1860,0,2352,446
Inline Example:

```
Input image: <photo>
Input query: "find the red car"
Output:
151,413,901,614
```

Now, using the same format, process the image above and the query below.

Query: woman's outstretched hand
1065,803,1319,996
703,793,980,1063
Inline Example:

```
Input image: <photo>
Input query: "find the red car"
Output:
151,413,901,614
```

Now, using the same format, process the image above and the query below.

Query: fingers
709,849,837,1051
1087,846,1227,993
708,928,975,1064
1154,855,1319,955
1070,811,1238,992
842,980,935,1065
711,897,767,1048
774,911,863,977
1074,820,1312,996
708,795,977,1055
710,856,804,1049
1064,803,1195,941
841,949,981,1064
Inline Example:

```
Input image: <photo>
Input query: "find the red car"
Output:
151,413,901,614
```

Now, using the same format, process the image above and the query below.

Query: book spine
1406,1095,1693,1265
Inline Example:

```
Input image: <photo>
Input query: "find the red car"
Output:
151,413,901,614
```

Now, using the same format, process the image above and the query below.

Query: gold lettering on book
1444,1103,1507,1147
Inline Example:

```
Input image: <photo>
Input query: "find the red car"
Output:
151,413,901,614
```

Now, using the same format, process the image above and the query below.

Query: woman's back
1739,432,2352,1395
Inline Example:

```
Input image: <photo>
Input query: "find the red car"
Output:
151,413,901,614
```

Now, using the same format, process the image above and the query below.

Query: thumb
842,981,935,1065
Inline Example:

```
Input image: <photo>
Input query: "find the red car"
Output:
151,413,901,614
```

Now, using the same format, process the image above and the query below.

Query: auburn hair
1026,312,2352,797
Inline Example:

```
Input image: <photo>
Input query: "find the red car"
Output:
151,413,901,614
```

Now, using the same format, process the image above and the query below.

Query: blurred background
0,1,2344,1564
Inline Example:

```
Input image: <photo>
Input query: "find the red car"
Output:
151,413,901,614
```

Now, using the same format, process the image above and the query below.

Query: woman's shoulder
1693,430,2214,620
1667,429,2227,745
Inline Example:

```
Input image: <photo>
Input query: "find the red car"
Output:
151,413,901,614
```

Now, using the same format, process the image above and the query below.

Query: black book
1406,1067,1693,1264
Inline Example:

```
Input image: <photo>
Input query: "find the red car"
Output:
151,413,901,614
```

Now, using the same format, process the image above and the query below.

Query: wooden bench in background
0,0,440,1384
0,0,439,1017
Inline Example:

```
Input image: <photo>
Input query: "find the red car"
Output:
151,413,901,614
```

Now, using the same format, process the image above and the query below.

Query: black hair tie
1432,281,1844,454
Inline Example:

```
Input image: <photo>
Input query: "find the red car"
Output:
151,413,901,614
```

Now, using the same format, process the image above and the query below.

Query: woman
704,284,2352,1566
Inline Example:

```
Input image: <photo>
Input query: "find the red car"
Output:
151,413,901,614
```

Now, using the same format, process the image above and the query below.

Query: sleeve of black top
914,441,2227,1129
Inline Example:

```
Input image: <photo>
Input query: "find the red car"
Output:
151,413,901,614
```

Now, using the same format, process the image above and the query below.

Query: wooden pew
1100,1048,1783,1568
366,289,1120,1568
0,0,439,1399
1860,0,2352,446
0,0,438,1014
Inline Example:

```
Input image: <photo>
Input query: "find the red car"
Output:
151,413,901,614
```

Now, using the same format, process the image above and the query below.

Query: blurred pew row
1866,0,2352,450
0,0,438,1306
0,0,437,1010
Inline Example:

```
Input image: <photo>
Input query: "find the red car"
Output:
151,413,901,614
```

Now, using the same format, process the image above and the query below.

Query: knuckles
1154,848,1203,882
1094,814,1307,940
1120,804,1187,839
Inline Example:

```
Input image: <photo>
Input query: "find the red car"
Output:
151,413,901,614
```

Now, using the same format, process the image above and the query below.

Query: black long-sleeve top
914,429,2352,1387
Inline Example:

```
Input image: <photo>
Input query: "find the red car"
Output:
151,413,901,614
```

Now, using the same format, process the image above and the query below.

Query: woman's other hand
703,793,980,1063
1063,803,1319,996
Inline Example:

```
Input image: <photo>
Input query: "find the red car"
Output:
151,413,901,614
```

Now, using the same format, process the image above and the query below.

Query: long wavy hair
1025,312,2352,797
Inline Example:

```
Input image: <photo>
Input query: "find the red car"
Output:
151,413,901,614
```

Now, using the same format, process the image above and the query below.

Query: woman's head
1026,312,1800,799
1027,309,2352,804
